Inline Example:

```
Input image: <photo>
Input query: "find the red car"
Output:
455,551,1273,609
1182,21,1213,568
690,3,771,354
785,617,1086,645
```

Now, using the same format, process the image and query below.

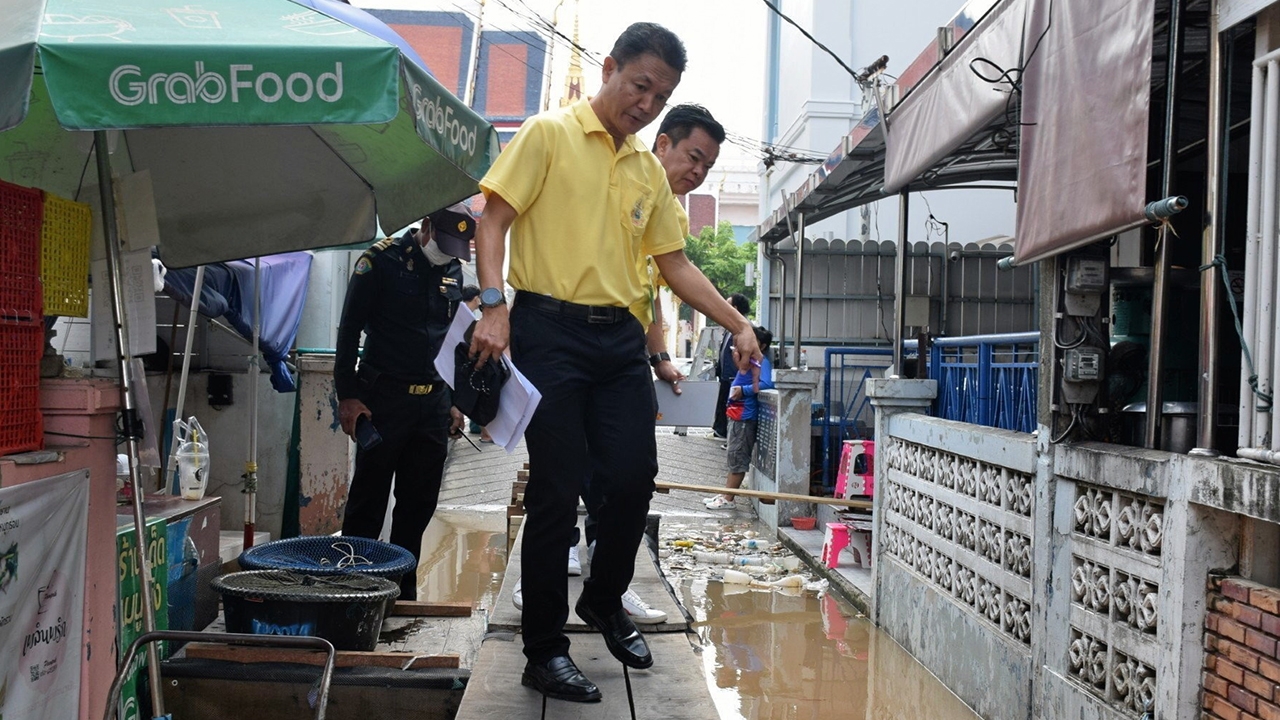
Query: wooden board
389,600,472,617
455,633,720,720
182,642,460,669
656,480,874,509
489,517,688,633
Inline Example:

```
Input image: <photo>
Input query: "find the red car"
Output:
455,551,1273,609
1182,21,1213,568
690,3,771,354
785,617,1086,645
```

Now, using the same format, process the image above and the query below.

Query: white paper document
434,309,541,452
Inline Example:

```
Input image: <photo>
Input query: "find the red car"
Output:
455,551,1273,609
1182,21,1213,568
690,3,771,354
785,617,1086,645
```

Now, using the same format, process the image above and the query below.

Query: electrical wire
509,0,604,68
965,0,1055,151
759,0,860,80
1049,405,1078,444
445,2,559,92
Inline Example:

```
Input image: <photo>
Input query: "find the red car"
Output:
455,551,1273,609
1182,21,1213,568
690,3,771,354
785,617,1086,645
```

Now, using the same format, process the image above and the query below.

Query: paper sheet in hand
434,309,541,452
654,380,719,427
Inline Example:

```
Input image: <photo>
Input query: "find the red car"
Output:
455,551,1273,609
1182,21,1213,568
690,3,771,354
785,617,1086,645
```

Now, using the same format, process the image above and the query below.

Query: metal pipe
245,258,261,547
104,630,336,720
1146,0,1184,450
1239,447,1280,465
768,246,787,365
893,192,909,375
792,212,805,368
94,131,166,719
1240,62,1265,448
1259,61,1280,448
938,222,950,335
164,264,205,493
1196,1,1224,456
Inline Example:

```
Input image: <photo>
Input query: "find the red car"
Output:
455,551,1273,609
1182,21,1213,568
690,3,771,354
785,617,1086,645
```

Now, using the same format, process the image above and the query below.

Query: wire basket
40,192,91,318
0,180,43,324
0,323,43,456
239,536,416,579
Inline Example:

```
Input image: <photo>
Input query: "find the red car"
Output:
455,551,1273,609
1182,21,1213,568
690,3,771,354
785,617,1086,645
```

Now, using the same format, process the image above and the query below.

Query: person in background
469,22,762,703
334,205,471,600
713,293,752,439
705,325,774,509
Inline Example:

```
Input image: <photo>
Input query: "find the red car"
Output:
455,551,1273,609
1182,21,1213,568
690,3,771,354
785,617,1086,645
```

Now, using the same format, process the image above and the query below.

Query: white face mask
423,237,455,266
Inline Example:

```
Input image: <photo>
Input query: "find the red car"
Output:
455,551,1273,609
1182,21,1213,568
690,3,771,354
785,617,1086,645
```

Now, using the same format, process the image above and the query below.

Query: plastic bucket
211,570,400,651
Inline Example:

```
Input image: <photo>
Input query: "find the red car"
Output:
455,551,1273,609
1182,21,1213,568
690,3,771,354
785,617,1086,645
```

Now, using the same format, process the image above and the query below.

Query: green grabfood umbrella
0,0,499,267
1,3,498,717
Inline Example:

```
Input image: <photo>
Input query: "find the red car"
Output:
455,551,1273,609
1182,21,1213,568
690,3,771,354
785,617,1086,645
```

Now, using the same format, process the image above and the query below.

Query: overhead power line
759,0,860,81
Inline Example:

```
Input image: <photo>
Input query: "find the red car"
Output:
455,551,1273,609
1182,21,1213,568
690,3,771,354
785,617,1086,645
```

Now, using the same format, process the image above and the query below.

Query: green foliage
682,220,756,308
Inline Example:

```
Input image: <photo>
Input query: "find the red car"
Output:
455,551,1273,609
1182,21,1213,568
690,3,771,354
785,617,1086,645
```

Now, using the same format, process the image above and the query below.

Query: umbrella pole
94,131,167,719
163,264,205,494
244,258,260,548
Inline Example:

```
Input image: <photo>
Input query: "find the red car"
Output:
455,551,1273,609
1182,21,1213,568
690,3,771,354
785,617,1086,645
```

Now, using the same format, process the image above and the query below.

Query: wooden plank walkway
458,519,720,718
488,519,689,633
456,633,719,720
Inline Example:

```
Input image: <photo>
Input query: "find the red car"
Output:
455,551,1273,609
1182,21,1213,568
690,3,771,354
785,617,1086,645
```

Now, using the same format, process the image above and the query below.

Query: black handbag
452,341,509,426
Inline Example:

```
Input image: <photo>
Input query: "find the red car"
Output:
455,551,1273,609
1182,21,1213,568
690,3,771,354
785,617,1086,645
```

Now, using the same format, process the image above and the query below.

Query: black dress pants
341,379,450,601
510,302,658,663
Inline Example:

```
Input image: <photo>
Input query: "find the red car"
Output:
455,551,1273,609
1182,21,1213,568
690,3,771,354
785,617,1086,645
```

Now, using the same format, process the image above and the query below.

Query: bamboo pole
655,481,872,509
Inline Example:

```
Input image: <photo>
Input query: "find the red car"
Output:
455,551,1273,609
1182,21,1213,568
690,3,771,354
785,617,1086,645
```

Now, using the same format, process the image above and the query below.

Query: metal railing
930,331,1039,433
820,347,894,490
816,332,1039,491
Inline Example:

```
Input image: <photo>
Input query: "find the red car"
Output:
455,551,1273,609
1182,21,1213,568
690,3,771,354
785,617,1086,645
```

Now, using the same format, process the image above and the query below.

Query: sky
351,0,767,168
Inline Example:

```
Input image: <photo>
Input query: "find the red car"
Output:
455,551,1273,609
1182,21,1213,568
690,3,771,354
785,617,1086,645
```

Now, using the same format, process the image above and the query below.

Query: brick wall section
1204,577,1280,720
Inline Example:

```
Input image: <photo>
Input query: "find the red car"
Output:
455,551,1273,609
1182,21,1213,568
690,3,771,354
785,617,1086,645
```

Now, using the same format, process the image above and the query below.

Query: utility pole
541,0,566,111
463,0,486,108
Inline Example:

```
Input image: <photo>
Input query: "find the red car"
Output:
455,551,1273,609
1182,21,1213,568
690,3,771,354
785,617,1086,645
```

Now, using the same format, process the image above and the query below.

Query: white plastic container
177,443,210,500
174,417,210,500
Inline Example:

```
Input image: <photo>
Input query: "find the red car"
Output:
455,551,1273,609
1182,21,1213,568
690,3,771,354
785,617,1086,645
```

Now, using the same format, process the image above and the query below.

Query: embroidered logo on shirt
631,198,646,228
354,256,373,275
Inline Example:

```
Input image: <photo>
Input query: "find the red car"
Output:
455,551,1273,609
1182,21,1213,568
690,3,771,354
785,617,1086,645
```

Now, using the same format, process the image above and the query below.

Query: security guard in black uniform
335,204,472,600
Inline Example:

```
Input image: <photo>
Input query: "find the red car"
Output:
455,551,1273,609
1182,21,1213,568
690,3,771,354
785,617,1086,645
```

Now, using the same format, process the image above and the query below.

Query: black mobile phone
354,415,382,451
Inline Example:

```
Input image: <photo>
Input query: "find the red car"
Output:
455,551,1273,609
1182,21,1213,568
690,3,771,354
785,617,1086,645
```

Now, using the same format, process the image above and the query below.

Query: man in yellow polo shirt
469,23,762,703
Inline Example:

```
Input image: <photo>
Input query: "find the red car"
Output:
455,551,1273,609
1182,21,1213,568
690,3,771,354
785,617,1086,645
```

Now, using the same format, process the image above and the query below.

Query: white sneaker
704,495,734,510
513,578,523,610
568,546,582,576
622,588,667,624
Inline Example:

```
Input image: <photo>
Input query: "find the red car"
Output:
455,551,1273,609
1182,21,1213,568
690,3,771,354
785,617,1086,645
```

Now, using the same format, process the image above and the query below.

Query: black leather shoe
575,597,654,669
521,655,602,703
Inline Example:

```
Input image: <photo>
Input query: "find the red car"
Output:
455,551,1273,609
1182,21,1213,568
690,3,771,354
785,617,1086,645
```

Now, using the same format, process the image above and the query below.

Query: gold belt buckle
408,384,433,395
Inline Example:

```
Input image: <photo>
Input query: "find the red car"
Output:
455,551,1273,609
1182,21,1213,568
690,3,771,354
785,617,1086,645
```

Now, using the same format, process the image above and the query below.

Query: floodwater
410,510,977,719
683,579,978,720
410,508,508,608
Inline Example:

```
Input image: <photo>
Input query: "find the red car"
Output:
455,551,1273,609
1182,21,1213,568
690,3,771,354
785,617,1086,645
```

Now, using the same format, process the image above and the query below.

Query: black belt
359,368,441,395
515,291,631,324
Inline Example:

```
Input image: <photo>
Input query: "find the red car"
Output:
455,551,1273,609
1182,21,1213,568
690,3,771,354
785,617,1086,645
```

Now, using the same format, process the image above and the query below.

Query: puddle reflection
411,509,508,608
685,578,978,720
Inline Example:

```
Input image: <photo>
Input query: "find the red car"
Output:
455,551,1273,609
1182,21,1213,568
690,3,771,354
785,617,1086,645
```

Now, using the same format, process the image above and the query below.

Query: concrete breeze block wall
1204,577,1280,720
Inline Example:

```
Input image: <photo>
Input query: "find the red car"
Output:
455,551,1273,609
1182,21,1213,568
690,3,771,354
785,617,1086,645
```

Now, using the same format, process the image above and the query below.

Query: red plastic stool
821,523,850,568
835,439,875,498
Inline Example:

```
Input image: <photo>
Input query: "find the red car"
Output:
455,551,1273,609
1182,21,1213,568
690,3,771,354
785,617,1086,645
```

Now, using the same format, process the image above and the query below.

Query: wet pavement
434,429,977,719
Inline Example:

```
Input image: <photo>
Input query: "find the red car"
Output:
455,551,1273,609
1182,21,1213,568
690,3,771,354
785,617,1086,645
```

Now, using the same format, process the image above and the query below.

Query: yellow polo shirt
630,199,688,326
479,99,685,311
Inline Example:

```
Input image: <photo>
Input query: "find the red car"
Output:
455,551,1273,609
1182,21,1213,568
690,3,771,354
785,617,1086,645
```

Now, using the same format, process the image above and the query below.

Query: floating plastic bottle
722,569,752,584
